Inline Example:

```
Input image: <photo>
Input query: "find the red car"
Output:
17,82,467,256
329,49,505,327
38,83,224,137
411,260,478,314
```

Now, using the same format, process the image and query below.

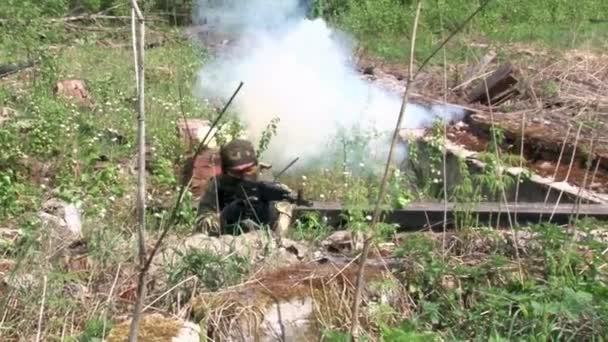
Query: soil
446,122,608,193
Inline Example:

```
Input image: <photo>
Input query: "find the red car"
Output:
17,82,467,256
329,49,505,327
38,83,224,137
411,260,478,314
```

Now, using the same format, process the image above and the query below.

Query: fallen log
0,60,36,79
466,110,608,173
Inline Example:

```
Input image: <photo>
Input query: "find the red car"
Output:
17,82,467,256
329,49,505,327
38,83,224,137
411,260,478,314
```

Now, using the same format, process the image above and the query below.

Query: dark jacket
196,173,275,231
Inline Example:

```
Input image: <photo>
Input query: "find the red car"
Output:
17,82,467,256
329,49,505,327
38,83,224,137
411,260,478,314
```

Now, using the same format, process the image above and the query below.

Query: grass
320,0,608,62
1,1,608,341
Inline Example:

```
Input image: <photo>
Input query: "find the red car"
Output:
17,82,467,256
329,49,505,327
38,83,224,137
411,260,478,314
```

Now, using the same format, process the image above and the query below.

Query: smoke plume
193,0,464,170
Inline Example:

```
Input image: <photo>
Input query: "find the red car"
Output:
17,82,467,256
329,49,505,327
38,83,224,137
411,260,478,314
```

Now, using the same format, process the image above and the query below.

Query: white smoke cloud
193,0,463,170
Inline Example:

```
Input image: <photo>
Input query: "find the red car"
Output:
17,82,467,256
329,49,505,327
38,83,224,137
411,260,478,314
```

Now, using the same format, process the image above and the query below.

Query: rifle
237,179,313,207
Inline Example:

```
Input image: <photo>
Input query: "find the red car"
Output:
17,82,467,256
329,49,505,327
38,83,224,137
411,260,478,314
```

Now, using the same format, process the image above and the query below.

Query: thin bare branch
141,81,243,276
128,0,147,339
35,275,48,342
130,0,144,21
349,1,494,338
350,2,422,339
439,6,449,259
144,276,197,311
549,123,583,222
513,111,526,224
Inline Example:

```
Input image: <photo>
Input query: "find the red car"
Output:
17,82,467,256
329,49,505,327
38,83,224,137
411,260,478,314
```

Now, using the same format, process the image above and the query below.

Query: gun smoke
193,0,464,171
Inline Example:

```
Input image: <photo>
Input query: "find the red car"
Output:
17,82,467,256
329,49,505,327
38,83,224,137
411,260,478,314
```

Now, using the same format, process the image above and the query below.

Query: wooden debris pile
449,50,608,194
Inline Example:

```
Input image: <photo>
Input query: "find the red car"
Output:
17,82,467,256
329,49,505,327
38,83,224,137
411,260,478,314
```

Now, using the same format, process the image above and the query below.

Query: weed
291,212,332,243
257,116,280,159
167,248,250,291
78,315,115,342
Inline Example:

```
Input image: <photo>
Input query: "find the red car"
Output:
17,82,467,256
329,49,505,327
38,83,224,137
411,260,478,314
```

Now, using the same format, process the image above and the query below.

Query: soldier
194,139,295,240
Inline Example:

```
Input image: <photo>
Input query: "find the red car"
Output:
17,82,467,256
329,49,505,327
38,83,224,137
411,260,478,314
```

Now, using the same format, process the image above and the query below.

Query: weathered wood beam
294,202,608,231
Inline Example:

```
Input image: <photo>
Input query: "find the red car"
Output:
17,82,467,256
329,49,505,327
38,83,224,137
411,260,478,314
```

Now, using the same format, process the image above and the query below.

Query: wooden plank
294,202,608,231
467,63,518,105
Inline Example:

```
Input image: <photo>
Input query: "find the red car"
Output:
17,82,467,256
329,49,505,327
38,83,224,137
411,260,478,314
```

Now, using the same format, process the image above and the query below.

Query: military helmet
220,139,258,171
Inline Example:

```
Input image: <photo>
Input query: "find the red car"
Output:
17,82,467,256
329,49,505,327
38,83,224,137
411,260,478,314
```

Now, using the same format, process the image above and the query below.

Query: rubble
157,231,309,271
52,79,92,106
180,148,221,202
0,228,23,249
0,106,17,125
322,230,355,253
176,118,223,202
38,198,83,253
0,259,15,278
176,118,218,150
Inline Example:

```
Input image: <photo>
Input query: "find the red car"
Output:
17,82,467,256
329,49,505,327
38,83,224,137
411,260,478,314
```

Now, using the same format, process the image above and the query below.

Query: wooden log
467,63,519,105
0,60,36,79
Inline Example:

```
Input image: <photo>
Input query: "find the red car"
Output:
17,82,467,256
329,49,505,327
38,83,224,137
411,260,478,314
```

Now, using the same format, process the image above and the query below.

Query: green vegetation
316,0,608,60
1,1,607,341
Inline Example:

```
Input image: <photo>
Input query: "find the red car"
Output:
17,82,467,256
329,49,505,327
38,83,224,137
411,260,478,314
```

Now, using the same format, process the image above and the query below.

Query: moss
106,314,182,342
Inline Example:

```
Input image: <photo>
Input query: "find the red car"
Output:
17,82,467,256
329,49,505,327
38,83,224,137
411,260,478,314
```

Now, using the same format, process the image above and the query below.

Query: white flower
365,215,372,221
301,175,307,181
320,194,325,199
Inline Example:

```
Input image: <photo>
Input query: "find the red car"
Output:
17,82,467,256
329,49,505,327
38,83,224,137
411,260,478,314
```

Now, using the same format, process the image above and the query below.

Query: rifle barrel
274,157,299,181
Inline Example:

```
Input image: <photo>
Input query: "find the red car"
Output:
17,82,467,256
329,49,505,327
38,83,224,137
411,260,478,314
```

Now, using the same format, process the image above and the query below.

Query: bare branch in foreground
349,0,493,339
128,0,146,340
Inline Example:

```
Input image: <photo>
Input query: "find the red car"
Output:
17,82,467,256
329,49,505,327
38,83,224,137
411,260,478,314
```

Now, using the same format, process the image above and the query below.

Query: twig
513,111,526,224
350,2,422,339
102,263,122,340
128,0,146,340
140,81,243,276
61,310,70,341
130,1,143,21
144,276,197,311
539,125,572,223
176,68,195,150
131,9,138,93
584,157,602,218
412,0,491,80
548,123,583,222
35,275,48,342
56,14,162,22
571,132,596,225
439,8,449,259
350,2,493,338
482,62,523,283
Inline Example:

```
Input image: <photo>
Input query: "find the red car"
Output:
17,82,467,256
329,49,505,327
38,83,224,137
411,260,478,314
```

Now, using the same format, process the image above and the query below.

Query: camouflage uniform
194,139,295,238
